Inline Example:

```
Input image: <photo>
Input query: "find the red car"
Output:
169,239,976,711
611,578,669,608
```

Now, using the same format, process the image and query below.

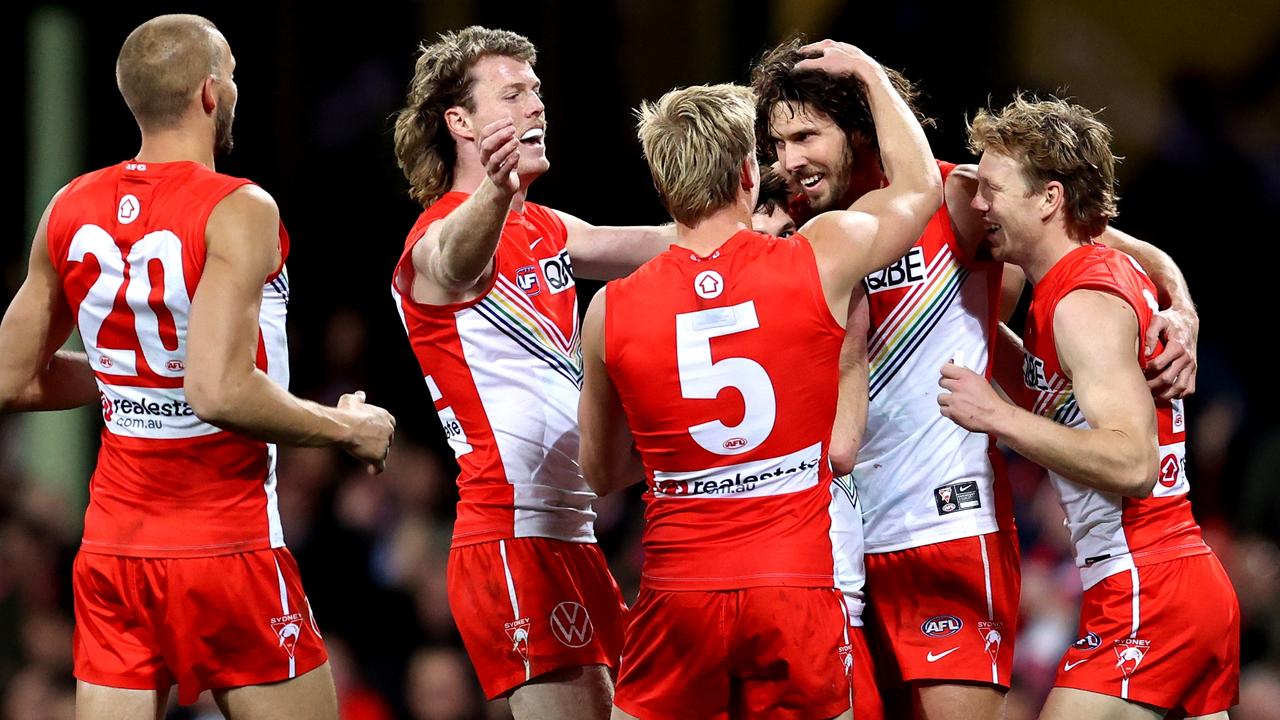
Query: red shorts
1054,553,1239,715
849,625,884,720
73,547,327,705
864,529,1020,688
614,587,851,720
447,537,627,699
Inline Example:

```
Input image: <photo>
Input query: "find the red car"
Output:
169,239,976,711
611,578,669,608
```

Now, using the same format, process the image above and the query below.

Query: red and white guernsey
392,192,594,547
1022,244,1208,589
605,230,845,591
47,160,291,558
856,161,1014,553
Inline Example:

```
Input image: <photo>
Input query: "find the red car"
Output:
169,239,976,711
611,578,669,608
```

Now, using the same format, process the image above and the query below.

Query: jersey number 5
675,301,776,456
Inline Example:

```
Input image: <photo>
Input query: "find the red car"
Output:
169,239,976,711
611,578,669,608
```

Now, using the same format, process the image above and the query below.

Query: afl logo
722,437,746,450
117,194,140,224
1158,454,1180,488
166,360,185,372
694,270,723,299
921,615,963,638
1073,631,1102,650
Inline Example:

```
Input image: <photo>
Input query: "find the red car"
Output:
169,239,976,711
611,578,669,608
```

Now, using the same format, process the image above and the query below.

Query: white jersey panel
259,266,290,549
857,258,1001,553
830,473,866,626
453,306,596,543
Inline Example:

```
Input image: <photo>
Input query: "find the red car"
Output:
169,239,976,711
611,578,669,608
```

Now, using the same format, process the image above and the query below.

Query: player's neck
135,131,216,170
1022,228,1087,285
674,206,753,256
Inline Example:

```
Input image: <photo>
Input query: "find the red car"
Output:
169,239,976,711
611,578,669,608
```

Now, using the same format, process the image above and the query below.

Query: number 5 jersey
604,229,845,591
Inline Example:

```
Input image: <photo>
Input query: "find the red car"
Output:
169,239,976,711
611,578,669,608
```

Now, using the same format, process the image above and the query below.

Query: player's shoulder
210,183,278,222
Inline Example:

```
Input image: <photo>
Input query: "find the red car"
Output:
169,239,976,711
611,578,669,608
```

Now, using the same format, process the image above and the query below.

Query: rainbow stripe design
473,274,583,388
867,245,969,400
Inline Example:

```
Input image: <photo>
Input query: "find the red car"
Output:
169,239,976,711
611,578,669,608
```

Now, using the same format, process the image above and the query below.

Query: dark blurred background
4,1,1278,718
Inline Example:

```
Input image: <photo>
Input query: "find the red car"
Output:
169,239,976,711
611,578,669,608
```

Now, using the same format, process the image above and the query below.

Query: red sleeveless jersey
1021,243,1207,588
605,230,845,591
47,160,291,558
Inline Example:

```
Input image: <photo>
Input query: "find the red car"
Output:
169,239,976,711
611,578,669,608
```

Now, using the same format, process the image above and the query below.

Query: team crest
838,643,854,679
270,612,305,658
504,617,531,663
1113,638,1151,678
977,621,1004,664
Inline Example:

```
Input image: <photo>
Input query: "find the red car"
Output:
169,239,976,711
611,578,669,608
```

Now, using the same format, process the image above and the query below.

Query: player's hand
794,40,880,81
337,391,396,474
477,117,520,195
1143,308,1198,400
937,362,1012,435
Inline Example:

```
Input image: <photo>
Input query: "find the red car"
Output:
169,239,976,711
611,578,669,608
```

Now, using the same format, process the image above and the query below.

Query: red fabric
72,547,326,704
446,537,626,699
864,529,1020,687
1053,554,1239,715
614,586,851,720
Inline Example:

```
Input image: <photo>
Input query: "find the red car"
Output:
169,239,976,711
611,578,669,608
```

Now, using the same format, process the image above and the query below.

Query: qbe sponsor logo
864,246,926,294
539,250,575,295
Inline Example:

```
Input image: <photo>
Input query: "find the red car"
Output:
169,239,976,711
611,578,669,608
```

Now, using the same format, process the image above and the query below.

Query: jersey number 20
68,224,189,379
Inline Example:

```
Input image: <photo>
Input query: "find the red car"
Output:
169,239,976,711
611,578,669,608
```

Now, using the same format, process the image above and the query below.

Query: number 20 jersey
47,160,291,558
604,230,845,591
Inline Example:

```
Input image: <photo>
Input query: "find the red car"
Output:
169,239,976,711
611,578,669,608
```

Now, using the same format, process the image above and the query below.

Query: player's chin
519,157,550,179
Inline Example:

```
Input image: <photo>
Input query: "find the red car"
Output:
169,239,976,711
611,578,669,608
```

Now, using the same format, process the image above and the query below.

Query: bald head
116,14,228,131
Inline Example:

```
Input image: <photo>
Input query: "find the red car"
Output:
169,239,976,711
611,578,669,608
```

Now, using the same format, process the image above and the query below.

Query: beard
214,100,235,157
806,141,855,214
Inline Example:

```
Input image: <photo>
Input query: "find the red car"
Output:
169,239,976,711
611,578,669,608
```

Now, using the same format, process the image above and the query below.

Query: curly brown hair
393,27,536,207
749,35,927,162
968,94,1120,240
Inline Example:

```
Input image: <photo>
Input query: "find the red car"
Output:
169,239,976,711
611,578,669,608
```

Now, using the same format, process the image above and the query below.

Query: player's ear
742,154,759,191
444,106,473,140
200,75,217,116
1040,180,1064,222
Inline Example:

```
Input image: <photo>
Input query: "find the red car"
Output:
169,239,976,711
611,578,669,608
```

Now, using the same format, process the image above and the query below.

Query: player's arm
407,118,521,303
798,41,942,312
939,290,1158,497
186,186,395,472
1097,226,1198,399
578,288,646,496
989,322,1036,409
0,190,99,413
830,286,869,477
556,210,674,281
